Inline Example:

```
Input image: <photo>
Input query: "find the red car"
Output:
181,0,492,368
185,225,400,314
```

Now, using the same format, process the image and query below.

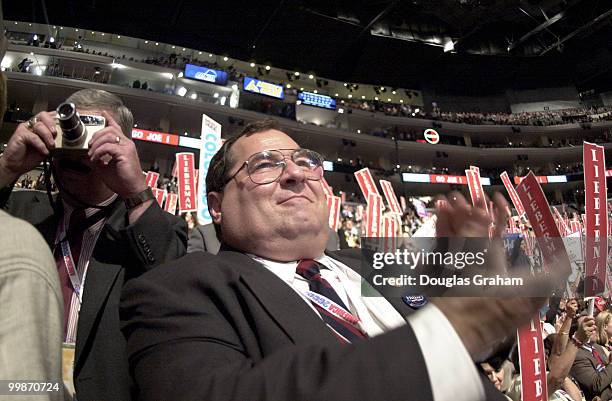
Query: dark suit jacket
570,343,612,401
3,189,187,401
121,247,506,401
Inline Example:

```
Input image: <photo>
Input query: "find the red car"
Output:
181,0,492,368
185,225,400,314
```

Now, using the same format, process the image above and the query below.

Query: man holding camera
0,89,187,401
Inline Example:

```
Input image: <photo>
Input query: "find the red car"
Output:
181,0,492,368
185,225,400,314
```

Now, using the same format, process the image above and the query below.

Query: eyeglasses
224,148,324,186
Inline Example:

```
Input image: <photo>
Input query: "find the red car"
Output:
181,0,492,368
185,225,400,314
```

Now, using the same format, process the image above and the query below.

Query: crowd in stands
471,296,612,401
12,172,46,190
337,199,428,249
347,98,612,127
11,30,612,131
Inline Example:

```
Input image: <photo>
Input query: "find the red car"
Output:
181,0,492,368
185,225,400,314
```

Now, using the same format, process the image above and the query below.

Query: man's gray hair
66,89,134,137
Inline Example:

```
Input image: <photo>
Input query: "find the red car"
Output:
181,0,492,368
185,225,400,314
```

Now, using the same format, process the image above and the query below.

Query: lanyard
55,207,111,302
60,240,83,302
302,289,360,326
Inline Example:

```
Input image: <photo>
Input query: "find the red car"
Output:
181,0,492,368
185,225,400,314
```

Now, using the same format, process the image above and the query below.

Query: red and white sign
382,217,398,252
569,219,582,234
355,168,380,203
145,171,160,189
321,177,333,197
151,188,166,207
466,168,488,212
326,195,342,231
164,193,178,215
131,129,179,146
423,129,440,145
515,172,565,272
356,204,364,222
517,317,548,401
552,207,570,237
400,196,407,213
176,152,197,213
379,180,402,215
366,193,383,237
583,142,608,297
501,171,525,217
606,169,612,177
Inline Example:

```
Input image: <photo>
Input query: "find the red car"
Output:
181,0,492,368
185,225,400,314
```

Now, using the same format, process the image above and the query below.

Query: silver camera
53,102,106,155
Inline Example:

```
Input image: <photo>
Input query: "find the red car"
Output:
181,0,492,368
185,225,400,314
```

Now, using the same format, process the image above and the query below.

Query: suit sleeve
121,202,187,270
570,351,612,396
187,226,206,253
121,260,436,401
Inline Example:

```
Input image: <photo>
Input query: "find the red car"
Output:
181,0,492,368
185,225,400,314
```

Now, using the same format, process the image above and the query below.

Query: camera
53,102,106,155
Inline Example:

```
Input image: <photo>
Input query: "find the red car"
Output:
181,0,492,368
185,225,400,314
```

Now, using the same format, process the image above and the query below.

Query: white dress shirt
248,253,485,401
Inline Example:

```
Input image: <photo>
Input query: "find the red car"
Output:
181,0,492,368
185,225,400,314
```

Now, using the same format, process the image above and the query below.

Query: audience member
0,89,187,400
120,118,569,401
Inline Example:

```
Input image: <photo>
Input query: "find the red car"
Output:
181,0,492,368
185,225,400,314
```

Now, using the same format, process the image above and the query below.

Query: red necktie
54,209,86,336
592,346,606,366
296,259,367,344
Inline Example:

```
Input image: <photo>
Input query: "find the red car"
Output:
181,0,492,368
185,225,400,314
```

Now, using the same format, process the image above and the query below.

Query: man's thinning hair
205,118,281,239
66,89,133,137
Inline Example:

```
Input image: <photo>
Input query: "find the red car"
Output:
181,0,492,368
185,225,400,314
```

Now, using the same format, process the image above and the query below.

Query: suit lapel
219,250,338,347
75,258,122,369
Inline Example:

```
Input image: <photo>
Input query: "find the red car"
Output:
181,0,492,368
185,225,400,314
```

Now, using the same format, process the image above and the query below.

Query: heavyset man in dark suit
0,89,187,401
121,118,569,401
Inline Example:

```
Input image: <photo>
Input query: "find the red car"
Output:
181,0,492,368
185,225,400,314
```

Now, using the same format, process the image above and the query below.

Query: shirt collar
247,253,328,286
61,193,118,231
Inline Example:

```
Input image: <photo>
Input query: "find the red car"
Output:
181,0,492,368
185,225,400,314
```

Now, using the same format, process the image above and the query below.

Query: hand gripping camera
53,102,106,156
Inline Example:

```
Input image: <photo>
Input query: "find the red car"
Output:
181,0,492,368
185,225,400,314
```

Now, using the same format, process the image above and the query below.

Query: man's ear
207,192,223,224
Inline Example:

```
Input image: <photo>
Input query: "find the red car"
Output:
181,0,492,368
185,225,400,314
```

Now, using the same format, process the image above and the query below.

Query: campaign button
402,294,428,309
